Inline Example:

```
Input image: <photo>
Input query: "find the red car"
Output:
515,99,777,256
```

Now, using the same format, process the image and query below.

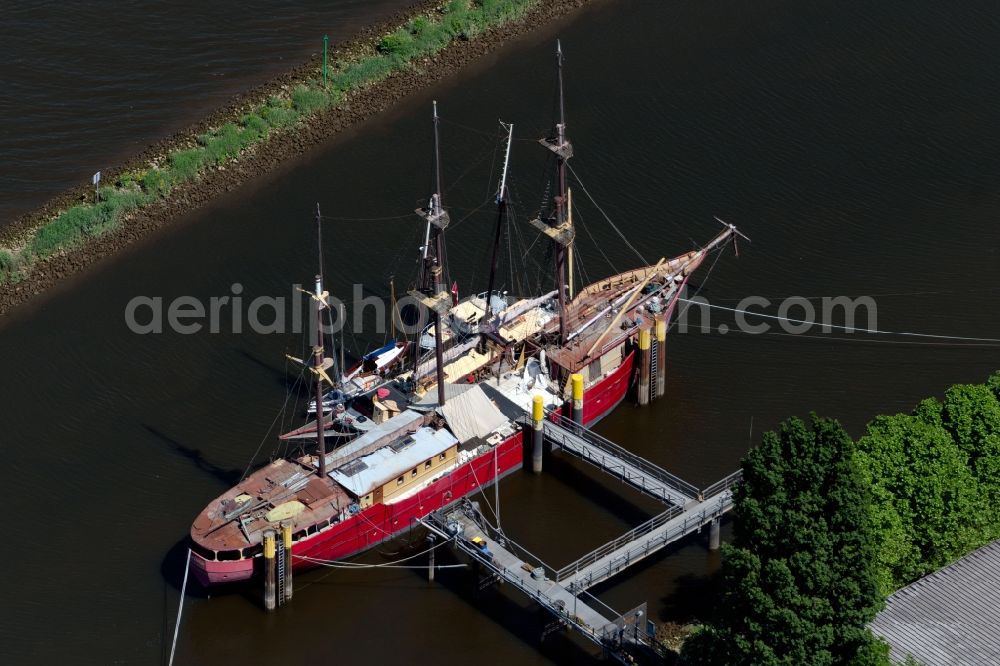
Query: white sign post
92,171,101,202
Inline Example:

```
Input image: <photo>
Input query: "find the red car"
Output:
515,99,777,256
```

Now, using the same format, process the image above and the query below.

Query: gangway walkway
538,414,700,506
557,471,741,591
422,503,651,661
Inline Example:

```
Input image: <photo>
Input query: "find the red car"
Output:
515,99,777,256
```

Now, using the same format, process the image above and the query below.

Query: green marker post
323,34,329,86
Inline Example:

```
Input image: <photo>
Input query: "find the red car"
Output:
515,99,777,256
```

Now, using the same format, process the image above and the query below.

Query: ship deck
544,252,703,372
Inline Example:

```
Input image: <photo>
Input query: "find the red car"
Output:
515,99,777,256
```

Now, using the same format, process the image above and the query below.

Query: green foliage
988,370,1000,401
7,0,541,286
259,96,299,128
291,84,330,114
680,415,884,666
242,112,269,138
140,168,170,197
938,384,1000,507
169,148,207,181
378,29,414,56
856,415,987,594
410,16,431,35
27,187,150,257
0,249,16,283
199,122,246,164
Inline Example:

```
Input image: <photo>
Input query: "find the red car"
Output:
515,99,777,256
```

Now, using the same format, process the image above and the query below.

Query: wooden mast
311,204,329,480
554,40,569,344
313,271,328,480
529,41,575,346
410,101,451,406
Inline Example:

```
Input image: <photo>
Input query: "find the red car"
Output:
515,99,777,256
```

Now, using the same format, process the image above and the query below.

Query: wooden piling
571,373,584,428
263,530,276,611
428,535,437,582
638,326,651,406
532,394,544,473
655,316,666,399
281,522,293,604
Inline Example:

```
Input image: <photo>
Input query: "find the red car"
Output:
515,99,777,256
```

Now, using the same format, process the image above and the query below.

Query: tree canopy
680,415,885,666
681,371,1000,664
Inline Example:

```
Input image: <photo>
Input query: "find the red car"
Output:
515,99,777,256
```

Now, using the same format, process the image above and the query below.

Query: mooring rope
293,537,460,569
676,298,1000,344
167,548,191,666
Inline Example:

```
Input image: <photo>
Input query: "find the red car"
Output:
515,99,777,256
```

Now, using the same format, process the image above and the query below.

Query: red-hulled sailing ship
188,43,742,587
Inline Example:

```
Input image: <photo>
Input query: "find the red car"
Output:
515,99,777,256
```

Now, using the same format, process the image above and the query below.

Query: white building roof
329,426,458,498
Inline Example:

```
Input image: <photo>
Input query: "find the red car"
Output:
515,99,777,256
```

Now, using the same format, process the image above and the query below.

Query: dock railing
554,504,684,582
540,412,701,502
426,502,649,652
700,469,743,500
554,471,743,587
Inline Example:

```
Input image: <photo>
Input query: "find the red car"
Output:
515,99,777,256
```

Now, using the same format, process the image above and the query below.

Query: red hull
191,350,635,587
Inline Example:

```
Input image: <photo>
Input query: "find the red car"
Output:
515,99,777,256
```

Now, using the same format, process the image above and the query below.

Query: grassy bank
0,0,537,285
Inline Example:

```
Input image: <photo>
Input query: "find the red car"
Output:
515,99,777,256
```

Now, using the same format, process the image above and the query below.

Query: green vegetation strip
0,0,537,285
679,370,1000,665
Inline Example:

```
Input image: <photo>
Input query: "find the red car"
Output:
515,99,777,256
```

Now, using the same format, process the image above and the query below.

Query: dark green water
2,0,1000,663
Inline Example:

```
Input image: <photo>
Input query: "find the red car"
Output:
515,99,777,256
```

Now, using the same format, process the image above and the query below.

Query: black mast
483,121,514,328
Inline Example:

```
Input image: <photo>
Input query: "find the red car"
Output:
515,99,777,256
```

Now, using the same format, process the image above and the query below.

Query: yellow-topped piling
532,394,544,473
655,317,667,399
263,530,276,611
280,522,294,603
570,373,584,427
638,325,652,406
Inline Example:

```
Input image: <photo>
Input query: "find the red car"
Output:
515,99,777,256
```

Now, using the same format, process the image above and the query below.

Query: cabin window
396,476,404,486
439,452,446,461
242,545,262,558
191,543,216,561
293,530,307,541
218,550,240,561
411,467,418,477
307,525,317,536
365,494,371,502
425,460,432,470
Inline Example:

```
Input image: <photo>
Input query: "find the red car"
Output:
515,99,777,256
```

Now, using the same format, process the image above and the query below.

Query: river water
3,0,1000,664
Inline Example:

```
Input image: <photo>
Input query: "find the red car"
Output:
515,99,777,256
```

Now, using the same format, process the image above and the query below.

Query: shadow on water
659,569,724,625
160,537,211,597
145,424,243,486
238,348,311,392
412,549,606,664
544,454,656,527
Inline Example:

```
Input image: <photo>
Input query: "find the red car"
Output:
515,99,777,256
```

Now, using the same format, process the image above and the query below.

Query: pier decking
541,415,700,506
423,416,742,661
423,504,650,660
557,473,739,591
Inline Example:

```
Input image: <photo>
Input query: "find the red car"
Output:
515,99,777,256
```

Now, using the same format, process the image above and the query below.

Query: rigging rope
293,536,453,568
676,298,1000,344
666,246,726,335
566,161,649,265
242,366,307,482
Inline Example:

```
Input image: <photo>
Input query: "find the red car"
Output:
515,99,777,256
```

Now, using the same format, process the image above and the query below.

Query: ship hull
190,349,634,587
